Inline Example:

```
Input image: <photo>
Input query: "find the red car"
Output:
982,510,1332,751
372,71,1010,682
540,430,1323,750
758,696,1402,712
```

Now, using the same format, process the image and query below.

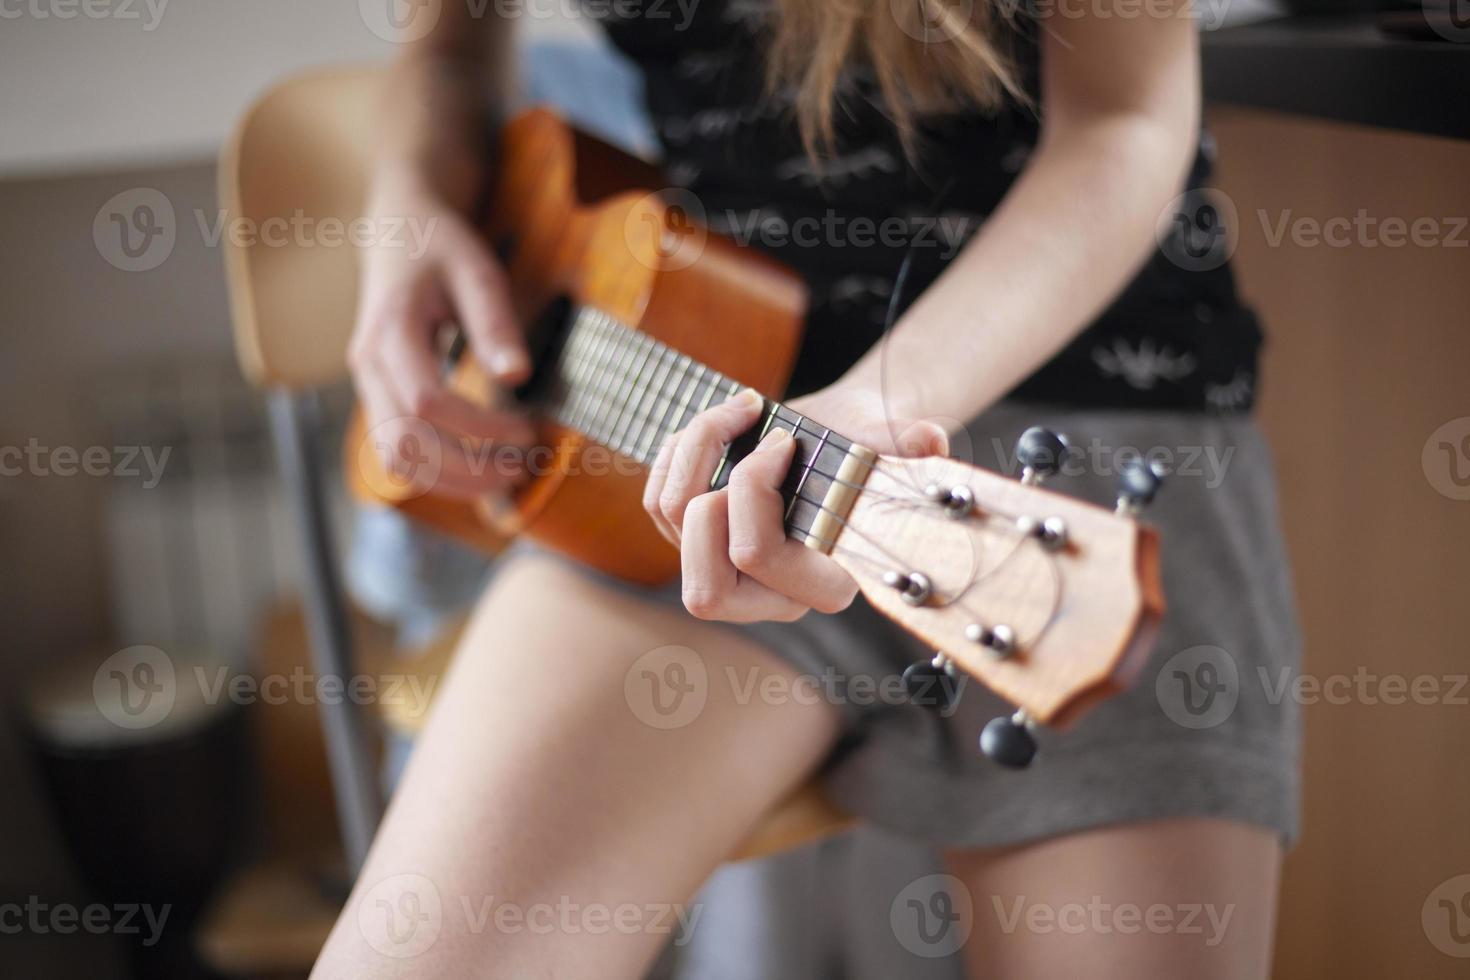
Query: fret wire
695,372,719,414
620,343,666,455
558,312,611,431
573,369,878,499
639,352,693,461
571,364,877,497
785,418,824,524
550,312,885,516
757,404,778,439
670,361,707,437
586,323,640,443
554,309,592,427
594,326,643,445
559,310,606,428
576,358,904,509
605,329,658,452
565,311,615,431
555,307,859,460
578,313,624,434
635,346,683,458
577,324,675,452
570,334,652,443
580,312,630,439
614,337,661,455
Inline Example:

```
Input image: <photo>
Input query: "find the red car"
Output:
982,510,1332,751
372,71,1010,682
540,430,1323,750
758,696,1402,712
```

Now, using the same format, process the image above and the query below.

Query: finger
441,233,529,384
379,324,534,446
726,428,859,614
680,491,809,624
658,387,764,533
642,434,682,547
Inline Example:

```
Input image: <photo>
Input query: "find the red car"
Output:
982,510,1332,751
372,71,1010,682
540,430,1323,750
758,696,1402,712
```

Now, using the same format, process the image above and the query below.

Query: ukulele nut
966,622,1017,658
882,570,933,606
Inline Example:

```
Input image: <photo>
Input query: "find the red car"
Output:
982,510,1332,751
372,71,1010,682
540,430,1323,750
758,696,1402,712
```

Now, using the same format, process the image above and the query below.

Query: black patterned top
594,0,1262,412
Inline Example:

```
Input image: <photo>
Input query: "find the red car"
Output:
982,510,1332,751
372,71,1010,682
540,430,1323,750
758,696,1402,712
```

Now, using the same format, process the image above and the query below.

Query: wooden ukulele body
348,110,808,585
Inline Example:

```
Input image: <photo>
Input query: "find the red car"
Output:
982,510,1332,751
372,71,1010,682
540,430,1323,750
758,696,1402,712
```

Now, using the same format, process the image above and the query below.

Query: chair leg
268,389,382,871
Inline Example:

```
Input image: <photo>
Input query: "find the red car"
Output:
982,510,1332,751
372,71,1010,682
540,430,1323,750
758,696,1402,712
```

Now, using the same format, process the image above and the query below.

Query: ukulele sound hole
514,294,576,407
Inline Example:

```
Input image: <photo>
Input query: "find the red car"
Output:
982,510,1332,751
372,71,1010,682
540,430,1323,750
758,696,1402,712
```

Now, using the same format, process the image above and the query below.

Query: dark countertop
1201,14,1470,140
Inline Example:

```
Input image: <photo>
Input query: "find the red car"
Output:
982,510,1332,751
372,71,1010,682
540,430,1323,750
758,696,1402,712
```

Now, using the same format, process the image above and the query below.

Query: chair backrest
220,66,387,391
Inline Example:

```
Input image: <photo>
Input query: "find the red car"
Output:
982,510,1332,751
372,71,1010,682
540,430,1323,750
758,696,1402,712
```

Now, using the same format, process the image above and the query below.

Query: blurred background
1,1,1467,978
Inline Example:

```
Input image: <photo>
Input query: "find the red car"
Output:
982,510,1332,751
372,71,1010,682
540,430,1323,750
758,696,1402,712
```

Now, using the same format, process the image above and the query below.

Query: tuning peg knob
1016,427,1072,485
882,570,933,606
902,655,959,710
1116,457,1166,514
979,710,1038,768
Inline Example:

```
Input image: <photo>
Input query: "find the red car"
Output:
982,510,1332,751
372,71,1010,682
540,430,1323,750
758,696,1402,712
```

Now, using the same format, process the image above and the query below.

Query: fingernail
737,388,764,409
760,427,791,447
490,351,527,377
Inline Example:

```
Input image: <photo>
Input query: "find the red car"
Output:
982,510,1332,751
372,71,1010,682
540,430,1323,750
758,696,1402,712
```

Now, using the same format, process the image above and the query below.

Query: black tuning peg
1116,457,1166,514
979,711,1038,768
1015,427,1072,485
903,655,961,711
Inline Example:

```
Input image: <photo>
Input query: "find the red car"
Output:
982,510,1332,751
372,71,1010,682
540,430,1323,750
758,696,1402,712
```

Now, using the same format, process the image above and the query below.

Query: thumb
441,231,530,384
890,418,950,459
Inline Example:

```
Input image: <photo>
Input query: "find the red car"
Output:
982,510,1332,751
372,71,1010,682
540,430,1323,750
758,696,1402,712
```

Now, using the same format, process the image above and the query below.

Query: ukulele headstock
826,428,1165,760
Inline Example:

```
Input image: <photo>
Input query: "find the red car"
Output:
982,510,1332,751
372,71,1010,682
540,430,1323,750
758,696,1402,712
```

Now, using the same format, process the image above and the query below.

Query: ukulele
347,109,1165,766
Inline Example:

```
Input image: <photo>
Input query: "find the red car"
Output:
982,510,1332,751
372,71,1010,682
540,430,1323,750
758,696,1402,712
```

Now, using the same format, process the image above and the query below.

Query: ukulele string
552,352,942,507
561,336,1066,644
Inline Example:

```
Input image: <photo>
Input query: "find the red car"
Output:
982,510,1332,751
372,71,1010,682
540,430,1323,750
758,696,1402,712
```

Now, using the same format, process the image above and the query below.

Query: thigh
945,818,1281,980
313,552,841,980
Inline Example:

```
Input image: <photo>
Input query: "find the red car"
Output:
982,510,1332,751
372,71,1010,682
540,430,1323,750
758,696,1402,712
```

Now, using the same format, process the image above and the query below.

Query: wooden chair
218,64,850,878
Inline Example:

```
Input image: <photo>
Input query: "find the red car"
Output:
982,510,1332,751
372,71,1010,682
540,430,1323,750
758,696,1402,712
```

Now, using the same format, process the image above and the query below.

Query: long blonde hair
764,0,1025,159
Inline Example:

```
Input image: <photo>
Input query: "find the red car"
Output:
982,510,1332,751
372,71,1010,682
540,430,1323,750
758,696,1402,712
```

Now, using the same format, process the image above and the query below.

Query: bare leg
946,818,1281,980
312,553,841,979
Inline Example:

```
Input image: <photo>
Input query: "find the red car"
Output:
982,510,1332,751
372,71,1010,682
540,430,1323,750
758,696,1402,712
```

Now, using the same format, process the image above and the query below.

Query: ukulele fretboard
546,306,871,550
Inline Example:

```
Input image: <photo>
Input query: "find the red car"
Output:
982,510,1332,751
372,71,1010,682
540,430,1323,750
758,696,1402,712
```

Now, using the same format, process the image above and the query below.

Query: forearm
839,111,1196,427
371,15,515,214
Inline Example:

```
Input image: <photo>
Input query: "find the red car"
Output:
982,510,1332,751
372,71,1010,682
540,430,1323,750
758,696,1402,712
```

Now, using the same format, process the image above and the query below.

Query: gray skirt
584,401,1303,850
